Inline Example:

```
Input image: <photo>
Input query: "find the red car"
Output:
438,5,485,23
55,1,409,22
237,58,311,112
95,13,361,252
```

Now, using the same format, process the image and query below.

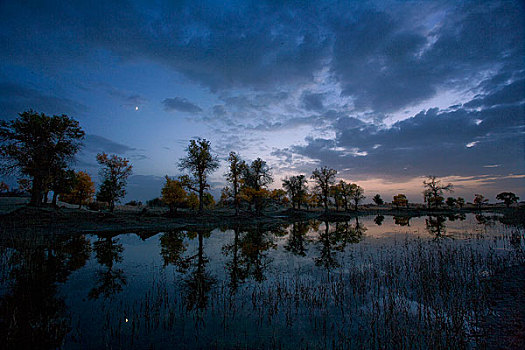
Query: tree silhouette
179,139,219,213
373,194,384,206
241,158,273,215
350,184,365,211
225,152,246,215
473,194,488,209
423,176,453,209
0,110,84,206
282,174,308,210
311,167,337,212
96,153,132,211
496,192,519,208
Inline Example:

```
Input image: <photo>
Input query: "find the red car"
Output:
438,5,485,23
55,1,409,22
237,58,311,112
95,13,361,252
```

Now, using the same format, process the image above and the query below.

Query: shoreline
1,204,522,235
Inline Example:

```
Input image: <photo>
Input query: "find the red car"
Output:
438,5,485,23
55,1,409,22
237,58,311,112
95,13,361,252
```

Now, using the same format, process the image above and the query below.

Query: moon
135,106,139,111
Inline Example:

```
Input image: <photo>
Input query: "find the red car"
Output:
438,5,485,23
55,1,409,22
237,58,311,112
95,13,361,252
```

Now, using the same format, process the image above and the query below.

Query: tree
311,166,337,212
0,110,85,206
161,176,187,215
423,176,453,209
330,183,343,211
445,197,457,209
225,152,246,215
496,192,519,208
473,194,488,209
282,175,308,209
350,184,365,211
338,181,355,211
187,192,199,211
456,197,465,209
49,168,76,206
96,153,132,211
393,194,408,209
61,171,95,208
373,194,384,206
241,158,273,214
179,139,219,213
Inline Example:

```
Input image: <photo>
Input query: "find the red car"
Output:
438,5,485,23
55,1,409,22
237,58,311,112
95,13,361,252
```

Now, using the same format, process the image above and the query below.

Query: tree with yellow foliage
161,176,187,215
60,171,95,208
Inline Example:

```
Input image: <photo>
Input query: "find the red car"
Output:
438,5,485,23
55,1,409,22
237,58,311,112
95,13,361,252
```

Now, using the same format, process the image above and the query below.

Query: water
1,213,523,349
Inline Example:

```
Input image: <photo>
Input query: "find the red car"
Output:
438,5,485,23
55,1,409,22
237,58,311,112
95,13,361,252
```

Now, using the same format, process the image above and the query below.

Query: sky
0,0,524,203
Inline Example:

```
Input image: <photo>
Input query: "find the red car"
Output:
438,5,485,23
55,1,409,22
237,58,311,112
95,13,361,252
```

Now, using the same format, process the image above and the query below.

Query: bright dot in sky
466,141,478,148
125,318,129,323
474,119,482,125
135,106,139,111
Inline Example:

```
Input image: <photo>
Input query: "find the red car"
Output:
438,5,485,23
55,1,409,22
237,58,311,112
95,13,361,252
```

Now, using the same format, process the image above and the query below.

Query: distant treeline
0,110,520,213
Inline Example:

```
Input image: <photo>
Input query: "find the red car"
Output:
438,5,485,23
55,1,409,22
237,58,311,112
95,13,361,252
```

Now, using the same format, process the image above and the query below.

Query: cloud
280,104,524,179
0,82,86,120
301,92,325,111
162,97,203,113
83,134,136,155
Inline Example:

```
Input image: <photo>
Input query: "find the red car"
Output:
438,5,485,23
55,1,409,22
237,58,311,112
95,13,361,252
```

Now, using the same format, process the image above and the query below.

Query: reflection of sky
0,213,516,347
0,1,523,202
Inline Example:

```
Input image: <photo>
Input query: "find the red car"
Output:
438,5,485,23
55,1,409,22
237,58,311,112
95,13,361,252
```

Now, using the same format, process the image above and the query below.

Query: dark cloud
465,78,525,109
162,97,203,113
83,134,136,154
0,82,86,120
1,1,523,114
284,104,524,180
301,92,325,111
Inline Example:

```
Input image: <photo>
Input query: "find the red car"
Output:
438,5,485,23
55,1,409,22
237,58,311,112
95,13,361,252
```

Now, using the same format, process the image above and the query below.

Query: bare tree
423,176,453,209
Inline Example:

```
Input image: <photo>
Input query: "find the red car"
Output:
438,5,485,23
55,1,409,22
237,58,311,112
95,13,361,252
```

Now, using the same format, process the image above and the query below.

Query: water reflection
284,221,313,256
315,218,366,272
89,234,126,299
393,215,411,226
374,214,385,226
0,213,522,348
182,228,216,311
0,234,91,348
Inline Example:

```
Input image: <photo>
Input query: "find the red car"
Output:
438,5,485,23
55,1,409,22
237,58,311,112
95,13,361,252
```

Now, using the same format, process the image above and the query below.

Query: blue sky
1,0,524,203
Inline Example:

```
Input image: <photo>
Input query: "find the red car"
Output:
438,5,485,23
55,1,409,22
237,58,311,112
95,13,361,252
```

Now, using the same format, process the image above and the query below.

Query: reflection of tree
393,216,411,226
88,234,126,299
425,215,451,239
335,217,366,250
160,229,188,270
222,226,248,294
182,229,216,311
315,219,366,272
315,221,341,271
0,234,91,349
285,221,311,256
446,213,466,222
374,215,385,226
239,223,276,283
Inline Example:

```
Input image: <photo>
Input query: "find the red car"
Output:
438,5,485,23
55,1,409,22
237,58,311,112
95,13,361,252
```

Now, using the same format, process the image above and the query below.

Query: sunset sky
1,0,523,203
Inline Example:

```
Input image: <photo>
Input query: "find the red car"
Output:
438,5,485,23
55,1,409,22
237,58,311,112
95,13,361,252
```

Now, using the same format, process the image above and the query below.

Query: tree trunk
52,192,58,207
198,188,204,213
30,176,43,206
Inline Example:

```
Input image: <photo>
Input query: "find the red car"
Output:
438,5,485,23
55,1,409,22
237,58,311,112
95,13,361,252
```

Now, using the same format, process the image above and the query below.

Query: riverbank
1,199,523,235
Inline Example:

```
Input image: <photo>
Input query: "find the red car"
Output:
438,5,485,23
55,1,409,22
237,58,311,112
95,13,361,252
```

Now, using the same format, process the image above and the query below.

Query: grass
1,216,523,349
